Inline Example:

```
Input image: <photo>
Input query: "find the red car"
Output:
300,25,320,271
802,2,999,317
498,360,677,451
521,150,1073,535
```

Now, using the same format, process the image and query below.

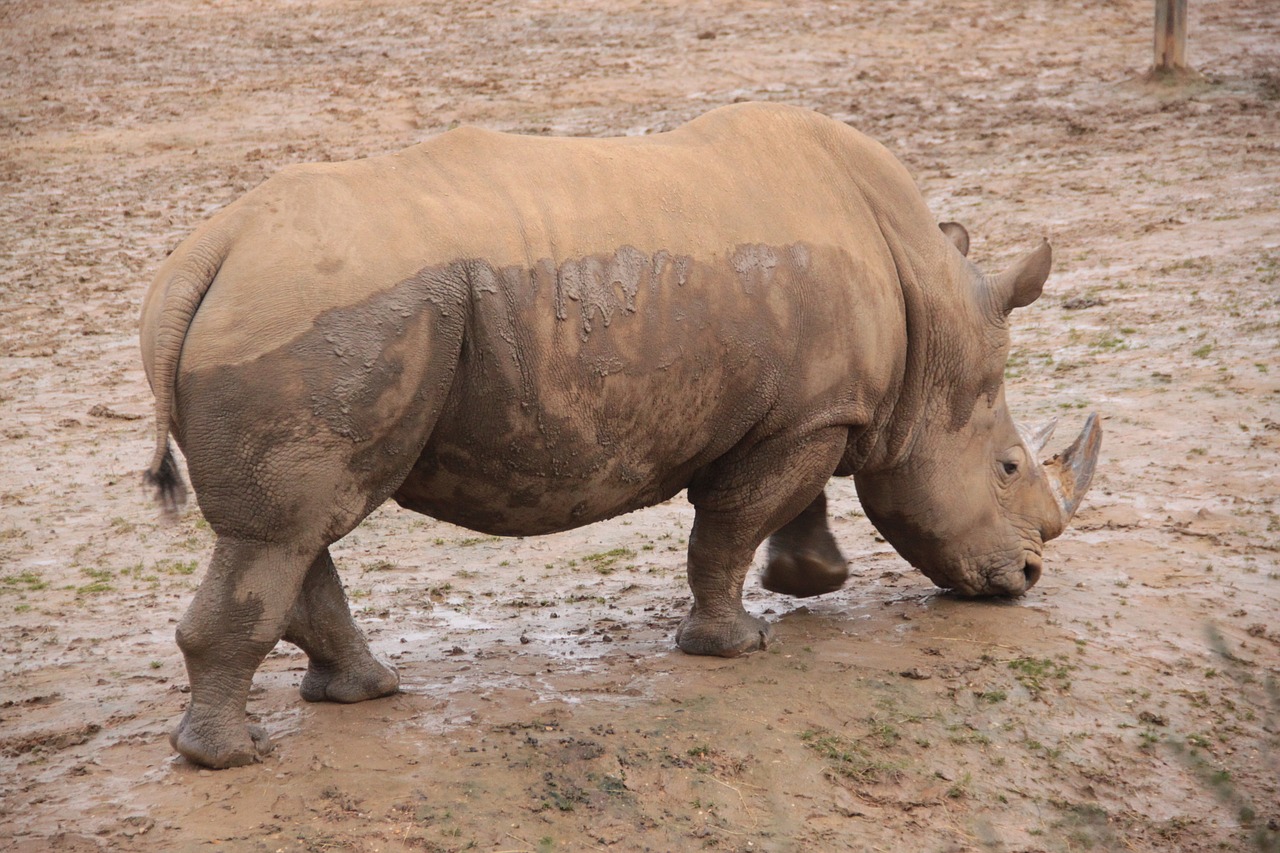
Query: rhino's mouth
982,550,1042,598
937,550,1042,599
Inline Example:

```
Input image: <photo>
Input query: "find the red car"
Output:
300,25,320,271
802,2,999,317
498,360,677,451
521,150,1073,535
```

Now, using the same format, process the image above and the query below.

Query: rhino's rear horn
1041,413,1102,540
1018,418,1058,456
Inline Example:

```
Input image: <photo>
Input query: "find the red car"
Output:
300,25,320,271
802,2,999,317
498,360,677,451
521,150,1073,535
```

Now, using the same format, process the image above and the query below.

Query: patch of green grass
947,724,992,746
1008,656,1074,697
504,597,555,608
946,772,972,799
1091,330,1129,352
1021,737,1063,760
1049,800,1116,850
108,516,135,534
581,547,637,575
76,567,114,595
563,592,605,605
598,774,627,797
154,558,198,576
536,778,588,813
800,728,901,782
866,719,901,747
0,571,48,593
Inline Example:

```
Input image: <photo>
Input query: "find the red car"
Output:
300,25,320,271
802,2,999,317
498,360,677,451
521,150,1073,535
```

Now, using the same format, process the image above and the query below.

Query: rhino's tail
144,444,186,518
143,225,235,519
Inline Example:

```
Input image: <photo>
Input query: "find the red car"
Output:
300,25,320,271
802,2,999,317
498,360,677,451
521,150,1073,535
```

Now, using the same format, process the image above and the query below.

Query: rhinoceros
140,102,1100,768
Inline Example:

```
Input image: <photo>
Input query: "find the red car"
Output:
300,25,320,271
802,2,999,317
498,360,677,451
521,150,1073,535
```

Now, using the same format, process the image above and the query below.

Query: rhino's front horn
1040,413,1102,540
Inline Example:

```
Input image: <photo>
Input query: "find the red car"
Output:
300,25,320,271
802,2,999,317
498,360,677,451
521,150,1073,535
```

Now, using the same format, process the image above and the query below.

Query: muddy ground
2,0,1278,850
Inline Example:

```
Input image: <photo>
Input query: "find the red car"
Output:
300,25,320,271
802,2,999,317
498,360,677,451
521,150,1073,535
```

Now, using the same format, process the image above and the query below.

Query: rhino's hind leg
170,537,315,768
760,489,849,598
675,515,776,657
284,549,399,704
678,427,848,657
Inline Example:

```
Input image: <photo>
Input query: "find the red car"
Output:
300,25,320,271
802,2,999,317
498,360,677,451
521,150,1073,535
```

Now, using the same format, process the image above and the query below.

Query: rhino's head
854,224,1101,598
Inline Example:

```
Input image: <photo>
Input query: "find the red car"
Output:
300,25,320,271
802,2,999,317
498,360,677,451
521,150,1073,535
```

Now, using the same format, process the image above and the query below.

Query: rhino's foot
299,657,399,704
170,713,273,769
760,550,849,598
676,609,773,657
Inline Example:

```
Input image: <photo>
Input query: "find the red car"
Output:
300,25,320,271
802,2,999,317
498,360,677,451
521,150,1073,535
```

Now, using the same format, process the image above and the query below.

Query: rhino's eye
1001,460,1019,476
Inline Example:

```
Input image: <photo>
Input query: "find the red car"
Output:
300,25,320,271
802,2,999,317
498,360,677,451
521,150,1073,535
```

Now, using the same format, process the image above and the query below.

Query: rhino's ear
939,222,970,257
988,240,1052,314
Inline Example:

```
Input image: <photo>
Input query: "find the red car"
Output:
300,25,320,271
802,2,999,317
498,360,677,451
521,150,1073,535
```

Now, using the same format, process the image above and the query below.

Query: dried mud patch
2,1,1278,851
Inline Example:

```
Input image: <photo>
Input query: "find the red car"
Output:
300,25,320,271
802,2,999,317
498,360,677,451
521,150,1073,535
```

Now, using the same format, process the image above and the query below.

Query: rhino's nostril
1022,556,1043,588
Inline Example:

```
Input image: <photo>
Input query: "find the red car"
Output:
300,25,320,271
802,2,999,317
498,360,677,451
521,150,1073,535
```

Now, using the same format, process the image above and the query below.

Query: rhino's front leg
283,549,399,704
171,537,314,768
677,427,848,657
760,489,849,598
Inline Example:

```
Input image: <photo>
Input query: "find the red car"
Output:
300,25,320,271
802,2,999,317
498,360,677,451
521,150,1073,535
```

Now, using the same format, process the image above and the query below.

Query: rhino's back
386,103,894,267
170,103,915,374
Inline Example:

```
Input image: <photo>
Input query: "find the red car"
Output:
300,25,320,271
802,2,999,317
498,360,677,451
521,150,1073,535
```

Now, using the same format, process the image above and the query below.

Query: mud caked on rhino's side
139,102,1101,769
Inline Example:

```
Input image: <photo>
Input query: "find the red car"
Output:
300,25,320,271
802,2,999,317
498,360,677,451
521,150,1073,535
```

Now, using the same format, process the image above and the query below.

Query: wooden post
1154,0,1188,72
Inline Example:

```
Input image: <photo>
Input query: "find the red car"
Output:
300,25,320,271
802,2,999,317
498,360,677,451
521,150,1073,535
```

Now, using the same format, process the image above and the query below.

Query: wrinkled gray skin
139,103,1100,769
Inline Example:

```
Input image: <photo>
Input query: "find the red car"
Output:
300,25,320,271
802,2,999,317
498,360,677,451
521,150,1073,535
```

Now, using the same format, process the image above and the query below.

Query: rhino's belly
392,435,693,536
390,331,742,535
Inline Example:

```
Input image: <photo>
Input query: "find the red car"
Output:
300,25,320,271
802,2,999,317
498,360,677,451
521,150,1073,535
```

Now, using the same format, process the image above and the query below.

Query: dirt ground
2,0,1278,850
